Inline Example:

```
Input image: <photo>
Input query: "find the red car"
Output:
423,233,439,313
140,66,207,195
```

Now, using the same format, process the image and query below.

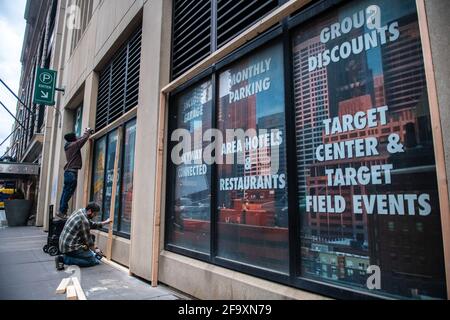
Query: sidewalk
0,222,185,300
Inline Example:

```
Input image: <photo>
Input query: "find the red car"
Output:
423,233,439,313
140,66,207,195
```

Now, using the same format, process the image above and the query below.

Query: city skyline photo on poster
216,42,290,273
292,0,446,299
168,79,213,254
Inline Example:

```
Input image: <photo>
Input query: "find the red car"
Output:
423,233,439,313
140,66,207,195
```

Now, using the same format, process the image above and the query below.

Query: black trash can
4,200,32,226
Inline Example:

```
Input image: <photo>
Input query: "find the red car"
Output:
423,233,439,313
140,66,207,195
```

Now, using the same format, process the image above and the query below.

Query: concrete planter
4,200,32,227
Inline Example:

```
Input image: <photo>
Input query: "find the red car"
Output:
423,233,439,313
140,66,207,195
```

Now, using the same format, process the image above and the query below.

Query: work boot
56,212,67,220
94,248,103,261
55,255,64,271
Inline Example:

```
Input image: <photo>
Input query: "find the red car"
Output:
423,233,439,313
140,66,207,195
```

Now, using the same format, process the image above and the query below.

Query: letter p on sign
40,72,52,84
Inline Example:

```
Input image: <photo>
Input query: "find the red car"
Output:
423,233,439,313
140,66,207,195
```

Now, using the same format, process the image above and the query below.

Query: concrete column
129,0,172,280
35,107,54,227
424,0,450,297
424,0,450,201
75,71,98,209
42,107,57,231
41,0,68,230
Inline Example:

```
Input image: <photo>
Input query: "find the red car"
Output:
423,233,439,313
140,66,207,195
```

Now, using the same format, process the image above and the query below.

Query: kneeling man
57,202,110,268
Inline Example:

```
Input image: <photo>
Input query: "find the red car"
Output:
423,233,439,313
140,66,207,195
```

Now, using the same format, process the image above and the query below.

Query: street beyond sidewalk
0,223,185,300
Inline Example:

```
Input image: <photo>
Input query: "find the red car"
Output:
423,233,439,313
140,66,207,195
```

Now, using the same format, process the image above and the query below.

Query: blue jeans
63,249,100,267
59,170,77,214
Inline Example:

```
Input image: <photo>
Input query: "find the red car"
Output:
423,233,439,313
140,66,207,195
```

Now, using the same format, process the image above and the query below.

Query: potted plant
4,188,32,227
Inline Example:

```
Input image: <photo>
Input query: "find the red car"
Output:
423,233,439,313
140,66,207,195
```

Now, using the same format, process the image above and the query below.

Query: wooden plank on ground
66,285,77,300
56,277,71,294
71,277,87,300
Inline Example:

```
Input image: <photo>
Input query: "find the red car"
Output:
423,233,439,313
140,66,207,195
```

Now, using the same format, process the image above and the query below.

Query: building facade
5,0,59,222
14,0,450,299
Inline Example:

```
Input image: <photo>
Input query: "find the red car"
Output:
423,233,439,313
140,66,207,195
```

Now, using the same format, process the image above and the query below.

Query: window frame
91,134,107,220
165,68,214,262
165,0,446,300
90,117,137,239
118,118,137,235
101,128,120,226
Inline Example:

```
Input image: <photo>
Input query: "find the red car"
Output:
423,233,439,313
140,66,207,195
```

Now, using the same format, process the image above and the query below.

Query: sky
0,0,27,157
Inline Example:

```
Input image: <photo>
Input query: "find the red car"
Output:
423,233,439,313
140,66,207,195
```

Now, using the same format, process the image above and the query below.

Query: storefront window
92,136,106,218
116,119,136,234
292,0,446,299
164,0,448,299
91,120,136,235
167,80,212,254
216,43,289,273
102,130,121,228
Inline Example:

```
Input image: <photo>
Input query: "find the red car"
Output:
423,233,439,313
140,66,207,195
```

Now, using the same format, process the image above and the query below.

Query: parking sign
33,68,57,105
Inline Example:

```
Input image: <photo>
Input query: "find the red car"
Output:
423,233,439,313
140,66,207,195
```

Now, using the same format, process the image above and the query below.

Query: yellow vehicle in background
0,187,15,209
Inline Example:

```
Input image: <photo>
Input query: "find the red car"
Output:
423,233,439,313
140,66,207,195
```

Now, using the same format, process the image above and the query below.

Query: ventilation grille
217,0,278,48
171,0,211,79
96,28,142,130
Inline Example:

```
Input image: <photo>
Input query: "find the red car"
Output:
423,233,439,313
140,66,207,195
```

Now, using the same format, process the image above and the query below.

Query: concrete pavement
0,224,186,300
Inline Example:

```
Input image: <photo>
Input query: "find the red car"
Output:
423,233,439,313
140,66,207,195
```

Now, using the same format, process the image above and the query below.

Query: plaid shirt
59,208,101,253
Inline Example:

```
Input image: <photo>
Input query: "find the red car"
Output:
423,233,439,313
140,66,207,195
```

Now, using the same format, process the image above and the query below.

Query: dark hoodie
63,132,90,171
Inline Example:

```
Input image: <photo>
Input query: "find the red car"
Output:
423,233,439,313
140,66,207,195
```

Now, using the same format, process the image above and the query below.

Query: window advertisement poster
103,130,121,227
118,119,136,234
292,0,446,298
91,136,106,220
168,80,213,253
217,43,289,273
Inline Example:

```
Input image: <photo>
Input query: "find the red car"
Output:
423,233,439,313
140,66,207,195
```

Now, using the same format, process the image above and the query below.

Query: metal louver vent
217,0,278,48
96,28,142,130
171,0,211,79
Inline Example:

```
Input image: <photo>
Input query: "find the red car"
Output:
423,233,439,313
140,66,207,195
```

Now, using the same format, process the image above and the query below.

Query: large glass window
103,130,120,228
292,0,446,299
216,43,289,273
90,119,136,236
92,136,106,212
116,119,137,234
167,80,213,254
165,0,448,300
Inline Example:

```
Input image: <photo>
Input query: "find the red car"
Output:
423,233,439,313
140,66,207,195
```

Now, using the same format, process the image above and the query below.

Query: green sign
33,68,57,105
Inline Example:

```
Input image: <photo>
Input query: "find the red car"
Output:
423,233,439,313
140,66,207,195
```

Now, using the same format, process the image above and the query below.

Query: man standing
58,128,93,219
56,202,110,268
